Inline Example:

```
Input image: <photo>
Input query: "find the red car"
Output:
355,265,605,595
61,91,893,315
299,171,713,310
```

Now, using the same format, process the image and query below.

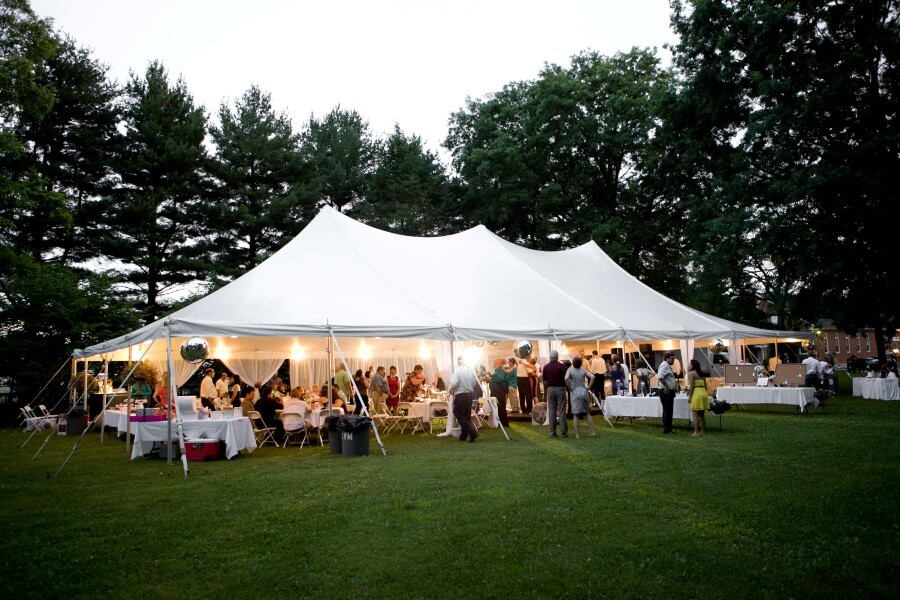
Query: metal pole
83,360,88,412
101,359,108,443
165,328,175,466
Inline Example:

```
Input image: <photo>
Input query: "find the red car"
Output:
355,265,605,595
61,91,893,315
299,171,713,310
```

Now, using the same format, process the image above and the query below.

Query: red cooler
184,437,223,461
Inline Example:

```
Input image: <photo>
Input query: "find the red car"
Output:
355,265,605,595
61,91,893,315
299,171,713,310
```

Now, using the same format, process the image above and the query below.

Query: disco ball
513,339,533,359
179,337,210,364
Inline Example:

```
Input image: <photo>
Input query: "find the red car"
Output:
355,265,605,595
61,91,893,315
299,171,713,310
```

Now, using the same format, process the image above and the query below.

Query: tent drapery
221,354,284,391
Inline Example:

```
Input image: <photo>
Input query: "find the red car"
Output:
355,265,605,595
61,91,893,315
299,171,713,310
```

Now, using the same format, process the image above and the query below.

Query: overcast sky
31,0,678,154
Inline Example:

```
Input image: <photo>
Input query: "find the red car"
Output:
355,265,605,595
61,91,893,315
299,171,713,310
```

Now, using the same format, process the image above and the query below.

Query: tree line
1,0,897,403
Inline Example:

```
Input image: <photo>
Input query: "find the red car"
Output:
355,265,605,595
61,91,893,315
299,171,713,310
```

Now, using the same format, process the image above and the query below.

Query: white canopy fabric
74,206,803,359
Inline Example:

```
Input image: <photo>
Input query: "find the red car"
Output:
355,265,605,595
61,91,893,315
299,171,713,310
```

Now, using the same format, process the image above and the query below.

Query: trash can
67,406,88,436
325,415,342,454
338,415,371,457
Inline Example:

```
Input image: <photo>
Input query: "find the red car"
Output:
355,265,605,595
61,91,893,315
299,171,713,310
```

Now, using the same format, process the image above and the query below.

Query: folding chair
308,408,342,446
428,401,449,434
372,402,398,434
18,408,46,431
247,410,278,447
281,411,310,448
37,405,59,427
396,402,424,435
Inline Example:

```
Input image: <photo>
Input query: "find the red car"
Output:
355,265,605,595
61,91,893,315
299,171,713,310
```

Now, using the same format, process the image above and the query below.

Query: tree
299,106,375,213
98,61,212,323
209,85,310,276
445,48,680,290
350,126,455,235
669,0,900,355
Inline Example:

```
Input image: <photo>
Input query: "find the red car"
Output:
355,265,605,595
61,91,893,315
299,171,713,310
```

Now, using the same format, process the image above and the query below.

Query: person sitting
318,383,347,411
282,388,309,434
254,386,284,443
401,365,427,403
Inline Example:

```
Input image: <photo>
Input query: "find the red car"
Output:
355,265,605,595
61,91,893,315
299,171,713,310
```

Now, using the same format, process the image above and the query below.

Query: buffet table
102,409,131,436
715,386,814,411
603,394,691,426
852,377,900,401
130,418,256,460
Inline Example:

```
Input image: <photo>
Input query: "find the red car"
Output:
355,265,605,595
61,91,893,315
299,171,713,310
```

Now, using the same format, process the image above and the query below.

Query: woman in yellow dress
685,359,709,436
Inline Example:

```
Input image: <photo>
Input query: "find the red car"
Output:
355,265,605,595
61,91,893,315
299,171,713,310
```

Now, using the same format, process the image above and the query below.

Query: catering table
715,386,814,411
603,394,692,426
852,377,900,401
130,417,256,460
102,409,132,436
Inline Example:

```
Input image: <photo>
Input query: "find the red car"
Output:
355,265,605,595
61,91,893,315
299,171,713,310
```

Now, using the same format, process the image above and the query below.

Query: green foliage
445,48,681,292
0,248,140,404
299,106,376,213
209,85,312,276
1,398,897,598
669,0,900,341
350,126,455,235
98,61,212,322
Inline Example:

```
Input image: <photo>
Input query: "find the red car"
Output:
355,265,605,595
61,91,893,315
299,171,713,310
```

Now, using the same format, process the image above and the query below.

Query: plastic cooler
184,437,223,461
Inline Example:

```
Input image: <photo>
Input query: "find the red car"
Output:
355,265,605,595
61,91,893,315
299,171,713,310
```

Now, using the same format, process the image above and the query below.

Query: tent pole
327,335,333,411
83,361,88,413
331,332,388,456
101,359,108,443
165,328,175,466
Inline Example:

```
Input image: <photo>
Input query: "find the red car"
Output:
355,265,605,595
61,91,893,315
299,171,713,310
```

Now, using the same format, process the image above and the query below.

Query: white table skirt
130,418,256,460
603,394,692,425
852,377,900,400
102,410,131,436
715,386,814,410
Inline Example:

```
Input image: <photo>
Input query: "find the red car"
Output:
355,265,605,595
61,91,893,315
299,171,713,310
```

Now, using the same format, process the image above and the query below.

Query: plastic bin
339,416,372,457
325,415,342,454
66,407,87,436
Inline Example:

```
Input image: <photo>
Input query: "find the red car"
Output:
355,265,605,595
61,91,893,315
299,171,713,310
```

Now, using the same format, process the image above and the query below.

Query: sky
30,0,678,154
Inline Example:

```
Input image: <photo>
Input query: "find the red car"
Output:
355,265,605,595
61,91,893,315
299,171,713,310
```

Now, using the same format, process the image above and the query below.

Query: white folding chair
396,402,423,435
18,408,46,431
247,410,278,447
281,411,310,448
308,408,341,446
428,401,449,434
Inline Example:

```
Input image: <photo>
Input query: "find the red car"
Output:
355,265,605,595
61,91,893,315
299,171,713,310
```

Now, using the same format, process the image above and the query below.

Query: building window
835,333,840,354
846,334,851,352
824,334,830,353
866,333,871,352
856,334,862,352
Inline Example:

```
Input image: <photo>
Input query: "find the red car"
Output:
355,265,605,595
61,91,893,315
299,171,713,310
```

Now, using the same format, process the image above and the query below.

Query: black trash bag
324,415,342,430
337,415,372,432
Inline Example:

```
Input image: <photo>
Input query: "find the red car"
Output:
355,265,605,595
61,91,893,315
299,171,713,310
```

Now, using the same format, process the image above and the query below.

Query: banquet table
714,386,814,411
102,409,132,437
405,399,458,430
603,394,692,426
852,377,900,401
130,417,256,460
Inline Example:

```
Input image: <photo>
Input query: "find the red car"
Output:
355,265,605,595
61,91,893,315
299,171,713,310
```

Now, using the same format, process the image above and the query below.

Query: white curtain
679,340,695,373
150,357,198,389
434,340,453,387
221,354,286,389
288,352,440,389
538,340,552,367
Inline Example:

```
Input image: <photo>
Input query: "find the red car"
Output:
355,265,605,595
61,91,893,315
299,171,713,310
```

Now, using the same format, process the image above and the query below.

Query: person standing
566,356,596,438
449,355,479,442
609,355,625,395
543,350,569,438
589,350,607,400
506,357,520,412
199,368,217,410
215,372,229,400
334,363,353,400
229,374,244,407
489,358,511,427
685,359,709,436
516,356,536,415
386,366,401,415
369,366,389,410
802,352,822,389
353,369,370,415
657,352,678,434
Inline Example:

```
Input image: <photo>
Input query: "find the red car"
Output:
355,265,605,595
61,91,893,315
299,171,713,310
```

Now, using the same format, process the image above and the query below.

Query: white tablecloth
715,386,813,410
102,410,131,436
130,418,256,460
852,377,900,400
603,394,692,425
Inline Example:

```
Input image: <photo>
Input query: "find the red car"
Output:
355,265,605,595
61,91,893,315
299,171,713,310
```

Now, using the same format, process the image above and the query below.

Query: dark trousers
453,393,477,440
659,388,675,433
490,386,509,426
805,374,820,389
517,377,534,414
354,396,368,415
590,374,606,399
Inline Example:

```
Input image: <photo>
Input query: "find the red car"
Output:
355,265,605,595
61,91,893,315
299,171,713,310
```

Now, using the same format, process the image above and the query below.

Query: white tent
75,206,800,364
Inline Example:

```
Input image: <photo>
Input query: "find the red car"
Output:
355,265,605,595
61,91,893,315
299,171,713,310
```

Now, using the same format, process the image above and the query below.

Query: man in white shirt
802,352,822,388
199,368,217,410
656,352,679,434
215,372,229,398
449,355,480,442
588,350,607,399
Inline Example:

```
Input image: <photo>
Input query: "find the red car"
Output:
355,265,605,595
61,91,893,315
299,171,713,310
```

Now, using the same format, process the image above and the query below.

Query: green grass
1,397,898,599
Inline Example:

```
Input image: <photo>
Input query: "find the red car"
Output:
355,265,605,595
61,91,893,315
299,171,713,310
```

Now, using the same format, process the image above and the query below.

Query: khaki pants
508,387,520,412
370,388,385,407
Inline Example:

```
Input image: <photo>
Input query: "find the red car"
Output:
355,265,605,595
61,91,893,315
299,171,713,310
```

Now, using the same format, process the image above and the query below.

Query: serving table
603,394,692,426
852,377,900,401
714,386,815,411
129,417,256,460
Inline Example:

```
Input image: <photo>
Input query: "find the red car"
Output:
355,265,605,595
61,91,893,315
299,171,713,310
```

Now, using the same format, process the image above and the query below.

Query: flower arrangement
128,361,159,387
710,398,731,415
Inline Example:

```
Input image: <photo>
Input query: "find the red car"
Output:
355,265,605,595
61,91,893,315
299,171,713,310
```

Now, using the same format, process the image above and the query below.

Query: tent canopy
74,206,804,359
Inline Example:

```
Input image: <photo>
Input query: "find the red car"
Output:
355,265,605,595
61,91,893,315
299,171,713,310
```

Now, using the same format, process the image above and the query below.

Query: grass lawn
1,396,898,599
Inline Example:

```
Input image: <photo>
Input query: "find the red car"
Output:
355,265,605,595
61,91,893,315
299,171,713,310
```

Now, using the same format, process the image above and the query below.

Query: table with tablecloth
130,418,256,460
852,377,900,400
102,409,132,436
603,394,692,426
714,386,814,410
